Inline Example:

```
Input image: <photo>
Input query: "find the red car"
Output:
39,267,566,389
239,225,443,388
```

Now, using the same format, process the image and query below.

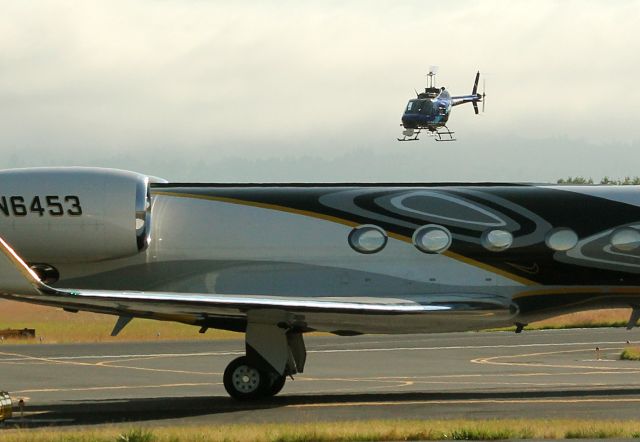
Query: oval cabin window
481,229,513,252
413,225,452,254
348,225,388,254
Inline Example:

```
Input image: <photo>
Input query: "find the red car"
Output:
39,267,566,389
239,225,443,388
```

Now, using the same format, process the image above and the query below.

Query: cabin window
348,225,388,254
545,228,578,251
419,101,435,115
481,229,513,252
610,227,640,252
413,225,451,254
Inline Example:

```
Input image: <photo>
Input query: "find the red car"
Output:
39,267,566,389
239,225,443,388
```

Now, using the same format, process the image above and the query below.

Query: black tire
223,356,269,400
266,373,286,397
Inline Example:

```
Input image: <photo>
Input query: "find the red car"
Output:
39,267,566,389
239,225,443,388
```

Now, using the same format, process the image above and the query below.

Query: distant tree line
557,176,640,185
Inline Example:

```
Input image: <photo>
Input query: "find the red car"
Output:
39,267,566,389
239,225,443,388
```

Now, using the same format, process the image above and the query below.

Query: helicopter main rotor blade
473,101,479,115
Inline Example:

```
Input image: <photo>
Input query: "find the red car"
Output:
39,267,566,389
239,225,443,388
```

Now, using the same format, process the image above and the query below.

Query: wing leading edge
0,237,43,295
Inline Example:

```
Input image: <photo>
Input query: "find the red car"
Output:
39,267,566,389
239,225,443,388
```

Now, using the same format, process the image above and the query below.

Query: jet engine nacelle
0,167,153,263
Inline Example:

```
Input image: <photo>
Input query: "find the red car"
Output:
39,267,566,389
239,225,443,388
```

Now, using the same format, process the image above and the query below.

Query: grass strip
2,419,640,441
0,301,636,344
0,300,241,343
487,309,632,332
490,321,629,333
621,346,640,360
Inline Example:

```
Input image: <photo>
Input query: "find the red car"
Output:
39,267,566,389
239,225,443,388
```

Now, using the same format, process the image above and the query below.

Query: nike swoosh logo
506,262,540,275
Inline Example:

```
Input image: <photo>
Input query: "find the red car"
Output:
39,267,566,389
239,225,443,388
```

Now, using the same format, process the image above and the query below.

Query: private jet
1,167,639,399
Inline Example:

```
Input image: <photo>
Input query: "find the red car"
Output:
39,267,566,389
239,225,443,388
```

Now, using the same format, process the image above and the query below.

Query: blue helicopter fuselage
398,71,483,141
401,89,452,130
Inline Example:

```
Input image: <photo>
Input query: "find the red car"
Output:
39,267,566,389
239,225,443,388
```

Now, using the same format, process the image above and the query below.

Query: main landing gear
223,356,287,400
222,321,306,400
433,126,455,142
397,126,456,142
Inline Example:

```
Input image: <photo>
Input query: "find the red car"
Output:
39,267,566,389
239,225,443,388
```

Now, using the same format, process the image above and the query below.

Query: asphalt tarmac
1,327,640,427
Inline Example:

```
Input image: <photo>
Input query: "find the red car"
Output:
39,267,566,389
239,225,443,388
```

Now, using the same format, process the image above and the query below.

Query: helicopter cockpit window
419,100,435,115
406,100,419,112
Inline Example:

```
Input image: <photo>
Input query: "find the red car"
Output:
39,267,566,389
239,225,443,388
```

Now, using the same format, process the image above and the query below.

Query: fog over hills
1,1,638,182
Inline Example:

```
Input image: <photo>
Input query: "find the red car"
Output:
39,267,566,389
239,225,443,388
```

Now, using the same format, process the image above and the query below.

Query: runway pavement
1,327,640,427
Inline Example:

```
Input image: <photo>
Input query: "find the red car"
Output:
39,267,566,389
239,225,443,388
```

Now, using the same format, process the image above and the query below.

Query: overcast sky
1,1,639,182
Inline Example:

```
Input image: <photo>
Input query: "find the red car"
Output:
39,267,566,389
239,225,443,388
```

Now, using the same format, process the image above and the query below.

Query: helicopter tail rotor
471,71,487,115
482,78,486,112
472,71,481,114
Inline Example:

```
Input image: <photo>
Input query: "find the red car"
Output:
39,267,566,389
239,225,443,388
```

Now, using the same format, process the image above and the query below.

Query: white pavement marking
0,340,628,362
0,351,243,362
288,397,640,409
309,341,628,354
12,382,221,394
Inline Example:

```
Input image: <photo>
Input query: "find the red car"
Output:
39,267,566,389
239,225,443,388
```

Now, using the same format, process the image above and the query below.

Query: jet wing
0,237,512,334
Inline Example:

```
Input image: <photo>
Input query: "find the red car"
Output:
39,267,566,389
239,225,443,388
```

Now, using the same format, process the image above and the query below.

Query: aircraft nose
401,115,419,129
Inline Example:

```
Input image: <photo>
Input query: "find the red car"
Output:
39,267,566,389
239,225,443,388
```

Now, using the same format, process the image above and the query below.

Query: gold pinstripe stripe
153,190,536,286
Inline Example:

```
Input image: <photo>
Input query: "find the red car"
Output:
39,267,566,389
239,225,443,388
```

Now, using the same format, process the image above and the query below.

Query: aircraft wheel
223,356,270,400
265,373,286,397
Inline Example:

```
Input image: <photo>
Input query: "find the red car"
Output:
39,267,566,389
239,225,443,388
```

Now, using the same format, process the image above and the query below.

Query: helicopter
398,67,485,142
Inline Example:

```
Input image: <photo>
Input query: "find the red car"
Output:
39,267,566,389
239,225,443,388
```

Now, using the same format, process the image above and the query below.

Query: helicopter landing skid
434,126,456,142
397,128,422,142
397,127,456,142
